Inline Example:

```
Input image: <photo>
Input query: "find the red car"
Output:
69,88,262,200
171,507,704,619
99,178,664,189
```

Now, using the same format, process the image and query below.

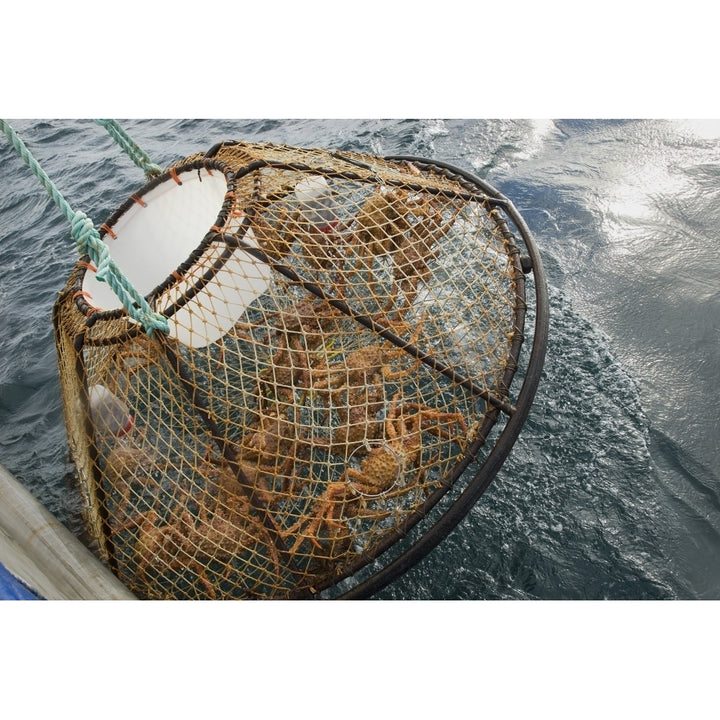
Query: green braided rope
0,119,168,336
95,119,163,178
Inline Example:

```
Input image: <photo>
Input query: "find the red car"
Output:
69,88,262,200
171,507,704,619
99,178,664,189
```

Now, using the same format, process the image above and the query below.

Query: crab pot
53,141,548,600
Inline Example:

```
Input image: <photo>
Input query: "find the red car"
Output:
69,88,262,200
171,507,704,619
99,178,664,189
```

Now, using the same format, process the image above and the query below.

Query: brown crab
235,400,311,502
257,298,346,401
308,312,428,456
125,461,281,599
282,393,468,555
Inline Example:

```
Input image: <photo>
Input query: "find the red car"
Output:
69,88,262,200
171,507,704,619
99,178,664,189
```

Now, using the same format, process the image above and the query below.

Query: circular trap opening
81,160,271,348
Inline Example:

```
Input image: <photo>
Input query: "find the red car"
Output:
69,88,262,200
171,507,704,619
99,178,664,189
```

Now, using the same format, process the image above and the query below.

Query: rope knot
71,211,112,281
2,119,168,338
71,210,95,249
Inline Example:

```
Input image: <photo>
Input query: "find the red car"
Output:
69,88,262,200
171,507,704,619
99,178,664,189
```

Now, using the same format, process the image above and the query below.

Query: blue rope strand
94,119,163,178
1,119,168,336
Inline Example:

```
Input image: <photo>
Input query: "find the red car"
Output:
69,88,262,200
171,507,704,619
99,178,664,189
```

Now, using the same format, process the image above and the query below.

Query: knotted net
54,141,537,599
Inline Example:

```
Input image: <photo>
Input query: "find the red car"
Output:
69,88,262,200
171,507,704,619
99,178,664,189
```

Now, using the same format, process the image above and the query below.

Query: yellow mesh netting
54,142,525,599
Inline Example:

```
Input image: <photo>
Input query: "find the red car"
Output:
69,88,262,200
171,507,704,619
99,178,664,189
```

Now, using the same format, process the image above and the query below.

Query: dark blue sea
1,118,719,605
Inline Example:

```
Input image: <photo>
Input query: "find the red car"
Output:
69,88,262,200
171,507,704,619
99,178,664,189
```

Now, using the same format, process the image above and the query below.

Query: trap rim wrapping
54,141,547,599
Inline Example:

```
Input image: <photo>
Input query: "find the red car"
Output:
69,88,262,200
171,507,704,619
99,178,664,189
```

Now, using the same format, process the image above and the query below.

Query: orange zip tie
100,223,117,239
169,167,182,185
131,193,148,207
171,270,184,283
78,261,98,272
72,290,99,316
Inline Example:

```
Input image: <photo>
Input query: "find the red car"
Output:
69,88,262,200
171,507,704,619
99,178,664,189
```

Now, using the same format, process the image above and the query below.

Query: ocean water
1,118,718,600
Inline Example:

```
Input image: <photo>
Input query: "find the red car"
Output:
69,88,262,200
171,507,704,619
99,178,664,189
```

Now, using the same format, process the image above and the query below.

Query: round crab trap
53,139,549,600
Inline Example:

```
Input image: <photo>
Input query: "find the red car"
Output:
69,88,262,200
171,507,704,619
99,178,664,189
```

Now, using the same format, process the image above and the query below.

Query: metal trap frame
53,140,548,599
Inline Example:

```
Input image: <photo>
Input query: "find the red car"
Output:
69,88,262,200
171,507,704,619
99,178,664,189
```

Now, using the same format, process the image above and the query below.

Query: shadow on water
648,427,720,599
376,286,694,599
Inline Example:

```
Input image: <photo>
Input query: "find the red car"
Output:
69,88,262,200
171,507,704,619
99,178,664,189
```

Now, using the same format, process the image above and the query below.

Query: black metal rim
336,157,550,599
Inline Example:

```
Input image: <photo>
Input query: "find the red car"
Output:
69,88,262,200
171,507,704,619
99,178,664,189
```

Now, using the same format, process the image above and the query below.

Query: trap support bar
226,231,518,417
